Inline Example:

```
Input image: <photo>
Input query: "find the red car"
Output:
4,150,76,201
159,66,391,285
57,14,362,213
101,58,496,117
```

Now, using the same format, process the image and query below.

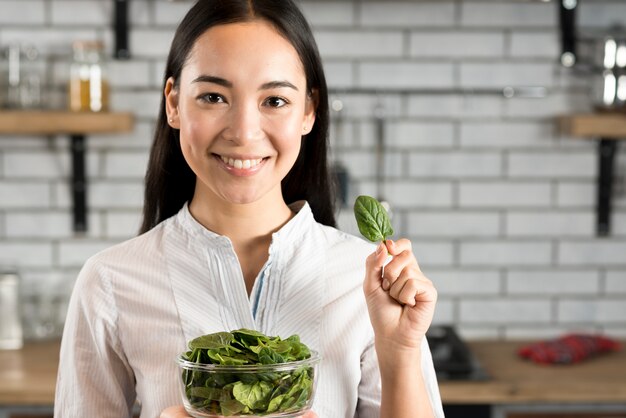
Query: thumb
363,241,388,295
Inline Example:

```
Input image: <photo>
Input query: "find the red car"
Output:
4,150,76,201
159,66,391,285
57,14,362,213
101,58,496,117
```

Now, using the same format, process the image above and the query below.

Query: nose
224,101,263,144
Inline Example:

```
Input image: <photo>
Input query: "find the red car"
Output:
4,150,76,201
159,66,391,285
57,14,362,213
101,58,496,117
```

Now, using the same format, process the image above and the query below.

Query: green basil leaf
353,195,394,242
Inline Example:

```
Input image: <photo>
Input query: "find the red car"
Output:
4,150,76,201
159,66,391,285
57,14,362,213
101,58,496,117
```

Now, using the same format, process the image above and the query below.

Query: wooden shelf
558,112,626,139
0,110,134,135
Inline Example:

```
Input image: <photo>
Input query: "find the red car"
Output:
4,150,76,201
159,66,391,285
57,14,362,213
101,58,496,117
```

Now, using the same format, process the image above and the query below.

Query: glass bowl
177,350,320,418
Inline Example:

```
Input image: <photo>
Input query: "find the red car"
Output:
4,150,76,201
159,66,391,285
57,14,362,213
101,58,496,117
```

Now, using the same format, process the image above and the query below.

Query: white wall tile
558,299,626,323
105,211,142,239
3,151,99,179
409,152,502,178
386,121,455,148
103,152,149,179
0,1,45,25
460,121,554,148
324,61,354,89
316,30,403,58
427,268,501,295
556,181,595,208
456,326,501,340
508,152,596,178
460,240,552,266
300,2,355,27
510,31,559,58
108,60,153,88
605,270,626,294
504,326,598,340
505,92,591,118
460,63,554,88
506,211,594,237
335,150,402,179
369,181,453,209
578,2,626,28
410,31,505,58
87,121,155,150
360,2,455,27
0,28,98,55
431,299,455,324
409,240,455,267
58,240,116,267
460,299,552,323
5,211,101,238
407,211,500,238
507,269,600,295
0,242,52,267
130,29,173,58
88,182,144,209
51,1,111,26
154,1,191,26
0,182,50,208
461,3,555,28
359,62,454,89
407,95,504,119
559,240,626,266
110,90,161,119
459,182,551,208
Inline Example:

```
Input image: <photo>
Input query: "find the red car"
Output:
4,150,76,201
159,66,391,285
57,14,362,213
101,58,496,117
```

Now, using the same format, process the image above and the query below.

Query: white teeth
220,156,263,169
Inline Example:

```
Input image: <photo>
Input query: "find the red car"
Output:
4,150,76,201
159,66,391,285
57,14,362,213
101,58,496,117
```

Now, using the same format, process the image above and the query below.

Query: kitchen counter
443,340,626,404
1,339,625,406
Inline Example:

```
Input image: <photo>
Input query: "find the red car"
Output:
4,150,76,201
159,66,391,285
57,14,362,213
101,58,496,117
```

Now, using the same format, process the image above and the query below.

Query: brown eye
264,96,288,108
199,93,225,104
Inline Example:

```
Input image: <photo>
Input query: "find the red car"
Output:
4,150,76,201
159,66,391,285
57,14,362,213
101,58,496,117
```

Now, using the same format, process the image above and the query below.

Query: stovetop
426,325,489,381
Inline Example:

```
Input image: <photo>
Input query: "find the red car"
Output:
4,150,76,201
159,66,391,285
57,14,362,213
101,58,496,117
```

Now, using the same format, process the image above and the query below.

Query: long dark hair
140,0,335,234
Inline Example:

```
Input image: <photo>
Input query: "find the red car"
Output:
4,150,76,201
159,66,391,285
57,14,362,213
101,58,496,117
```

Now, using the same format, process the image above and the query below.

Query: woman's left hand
363,239,437,352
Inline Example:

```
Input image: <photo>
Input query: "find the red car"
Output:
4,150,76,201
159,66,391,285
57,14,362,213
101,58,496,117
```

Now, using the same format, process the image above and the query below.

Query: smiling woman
53,1,444,418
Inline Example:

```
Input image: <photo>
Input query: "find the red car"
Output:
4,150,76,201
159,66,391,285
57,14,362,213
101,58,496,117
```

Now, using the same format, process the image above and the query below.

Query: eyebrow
191,75,299,92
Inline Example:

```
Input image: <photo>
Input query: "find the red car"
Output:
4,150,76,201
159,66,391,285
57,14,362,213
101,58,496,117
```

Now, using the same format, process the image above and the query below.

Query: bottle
69,40,109,112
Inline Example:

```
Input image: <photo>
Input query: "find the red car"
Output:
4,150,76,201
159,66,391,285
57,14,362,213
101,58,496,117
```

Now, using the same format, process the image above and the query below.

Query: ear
164,77,180,129
302,88,318,136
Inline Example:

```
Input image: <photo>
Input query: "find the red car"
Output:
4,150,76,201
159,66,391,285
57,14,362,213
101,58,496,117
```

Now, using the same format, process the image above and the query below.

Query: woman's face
165,20,316,207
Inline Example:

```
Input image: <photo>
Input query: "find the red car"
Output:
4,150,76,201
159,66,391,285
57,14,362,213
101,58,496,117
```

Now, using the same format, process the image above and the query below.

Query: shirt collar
176,200,315,252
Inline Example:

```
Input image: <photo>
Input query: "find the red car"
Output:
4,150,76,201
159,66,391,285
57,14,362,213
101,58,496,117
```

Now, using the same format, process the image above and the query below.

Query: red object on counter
518,334,622,364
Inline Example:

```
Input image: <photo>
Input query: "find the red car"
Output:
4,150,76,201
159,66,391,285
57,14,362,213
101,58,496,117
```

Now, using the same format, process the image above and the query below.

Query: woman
54,1,444,417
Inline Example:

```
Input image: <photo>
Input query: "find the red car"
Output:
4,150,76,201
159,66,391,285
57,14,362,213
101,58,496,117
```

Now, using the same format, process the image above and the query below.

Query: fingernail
376,242,384,255
382,279,390,290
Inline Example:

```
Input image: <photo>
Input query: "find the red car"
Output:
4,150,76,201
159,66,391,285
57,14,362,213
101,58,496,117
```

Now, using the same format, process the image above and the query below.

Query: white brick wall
1,0,625,340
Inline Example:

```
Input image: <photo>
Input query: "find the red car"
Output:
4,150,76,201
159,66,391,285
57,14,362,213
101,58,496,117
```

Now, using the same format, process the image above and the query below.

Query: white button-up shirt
55,201,444,417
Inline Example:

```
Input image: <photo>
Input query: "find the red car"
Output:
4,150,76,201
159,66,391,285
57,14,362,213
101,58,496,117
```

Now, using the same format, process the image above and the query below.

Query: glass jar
69,40,109,112
0,268,23,350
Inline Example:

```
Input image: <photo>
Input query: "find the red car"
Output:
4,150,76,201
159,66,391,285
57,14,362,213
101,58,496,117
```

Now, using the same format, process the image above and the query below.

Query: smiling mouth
215,155,265,170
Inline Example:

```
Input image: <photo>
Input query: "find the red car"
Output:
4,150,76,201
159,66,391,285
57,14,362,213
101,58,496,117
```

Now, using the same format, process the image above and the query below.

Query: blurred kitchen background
1,0,626,350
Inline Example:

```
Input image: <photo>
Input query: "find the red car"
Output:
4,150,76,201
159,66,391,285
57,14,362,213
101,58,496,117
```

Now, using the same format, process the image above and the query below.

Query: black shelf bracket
558,0,578,67
596,139,619,237
70,135,87,233
114,0,130,59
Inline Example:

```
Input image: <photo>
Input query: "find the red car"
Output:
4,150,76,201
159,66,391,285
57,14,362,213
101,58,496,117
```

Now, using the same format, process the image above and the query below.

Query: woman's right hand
160,406,318,418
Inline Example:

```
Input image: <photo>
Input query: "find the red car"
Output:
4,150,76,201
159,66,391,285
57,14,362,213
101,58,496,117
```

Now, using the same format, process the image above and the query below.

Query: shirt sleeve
54,257,136,418
356,338,381,418
420,336,446,418
356,337,445,418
